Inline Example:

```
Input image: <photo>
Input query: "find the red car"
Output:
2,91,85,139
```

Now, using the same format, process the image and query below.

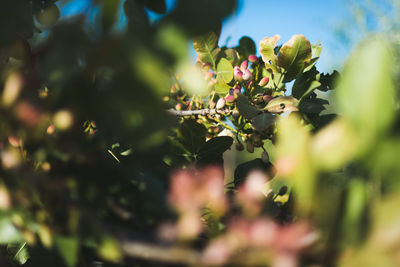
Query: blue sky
219,0,359,73
60,0,371,73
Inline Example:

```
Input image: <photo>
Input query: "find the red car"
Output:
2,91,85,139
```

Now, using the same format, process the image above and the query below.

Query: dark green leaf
236,94,260,119
292,66,321,99
318,70,339,91
236,36,256,60
199,136,233,157
251,113,275,131
144,0,167,14
234,159,276,187
299,98,329,114
177,119,207,154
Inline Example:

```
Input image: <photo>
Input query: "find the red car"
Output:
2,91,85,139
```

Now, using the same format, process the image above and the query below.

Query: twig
167,108,226,116
121,240,202,265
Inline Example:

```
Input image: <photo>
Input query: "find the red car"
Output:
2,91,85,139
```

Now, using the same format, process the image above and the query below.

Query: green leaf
236,94,260,119
199,136,233,157
193,32,220,68
216,58,233,83
318,70,339,91
177,119,207,154
7,242,29,265
234,159,275,187
311,41,322,58
251,113,275,131
236,36,256,59
335,36,395,152
299,98,328,114
55,236,79,267
144,0,167,14
259,35,280,65
224,48,239,66
292,66,321,99
265,96,299,113
277,34,312,82
0,218,22,244
214,80,231,95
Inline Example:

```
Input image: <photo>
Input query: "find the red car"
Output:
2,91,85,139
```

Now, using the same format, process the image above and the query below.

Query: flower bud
248,55,258,63
258,77,269,87
235,72,244,82
232,109,240,119
234,66,241,75
243,69,253,81
233,88,240,98
263,94,273,103
225,95,235,103
175,103,183,111
261,151,269,163
234,66,244,81
236,142,244,151
216,98,226,109
240,60,248,72
246,140,254,153
209,100,216,109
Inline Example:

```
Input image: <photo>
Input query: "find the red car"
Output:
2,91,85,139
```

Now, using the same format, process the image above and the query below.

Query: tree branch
167,108,229,117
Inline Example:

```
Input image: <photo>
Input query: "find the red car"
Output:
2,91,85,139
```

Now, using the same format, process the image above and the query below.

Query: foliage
1,0,400,267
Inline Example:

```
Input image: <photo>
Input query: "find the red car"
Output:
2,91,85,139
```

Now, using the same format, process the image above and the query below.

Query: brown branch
120,239,273,266
120,240,202,265
167,108,229,117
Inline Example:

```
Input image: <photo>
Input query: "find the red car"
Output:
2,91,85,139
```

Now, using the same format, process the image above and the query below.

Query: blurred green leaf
55,236,79,267
234,159,275,187
335,36,395,153
0,218,22,244
144,0,167,14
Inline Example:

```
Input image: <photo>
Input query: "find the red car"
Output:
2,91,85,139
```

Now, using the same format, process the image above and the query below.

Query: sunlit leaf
216,58,233,83
277,34,312,82
259,35,280,65
193,32,220,68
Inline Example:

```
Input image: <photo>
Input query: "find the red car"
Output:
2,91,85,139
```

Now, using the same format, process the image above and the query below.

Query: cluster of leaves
168,30,338,166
